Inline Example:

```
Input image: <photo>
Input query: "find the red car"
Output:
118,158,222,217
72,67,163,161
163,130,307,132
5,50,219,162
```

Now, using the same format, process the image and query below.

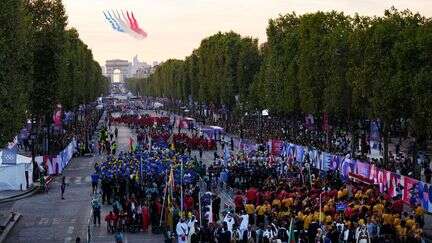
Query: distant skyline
63,0,432,66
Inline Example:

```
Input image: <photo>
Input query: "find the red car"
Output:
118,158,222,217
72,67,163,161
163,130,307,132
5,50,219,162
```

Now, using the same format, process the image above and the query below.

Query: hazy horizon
63,0,432,66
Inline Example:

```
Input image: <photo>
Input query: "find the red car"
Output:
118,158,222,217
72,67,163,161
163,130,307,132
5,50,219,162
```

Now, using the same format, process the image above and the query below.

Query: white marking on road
84,176,92,183
70,218,76,224
64,237,72,243
52,218,61,225
38,217,49,225
65,177,71,184
74,176,82,184
67,226,74,234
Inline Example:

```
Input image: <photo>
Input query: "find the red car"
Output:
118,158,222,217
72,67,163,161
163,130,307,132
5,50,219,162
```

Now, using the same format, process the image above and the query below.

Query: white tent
0,152,33,191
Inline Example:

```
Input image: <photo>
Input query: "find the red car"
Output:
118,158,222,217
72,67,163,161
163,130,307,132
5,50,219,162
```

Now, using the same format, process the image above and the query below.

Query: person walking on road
91,172,99,194
114,127,119,139
114,230,124,243
61,176,67,200
92,193,102,226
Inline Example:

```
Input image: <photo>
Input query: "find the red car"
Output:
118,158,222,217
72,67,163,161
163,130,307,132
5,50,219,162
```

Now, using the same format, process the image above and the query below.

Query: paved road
2,155,95,243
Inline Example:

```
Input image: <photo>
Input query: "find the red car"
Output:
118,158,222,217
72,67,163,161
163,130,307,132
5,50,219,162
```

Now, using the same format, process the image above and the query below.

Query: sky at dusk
63,0,432,66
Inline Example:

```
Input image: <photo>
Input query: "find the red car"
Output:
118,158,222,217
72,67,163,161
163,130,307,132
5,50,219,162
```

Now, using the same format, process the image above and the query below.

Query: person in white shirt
223,212,235,233
187,216,197,243
263,225,275,241
204,203,213,224
343,227,350,242
239,211,249,237
355,221,370,243
176,218,189,243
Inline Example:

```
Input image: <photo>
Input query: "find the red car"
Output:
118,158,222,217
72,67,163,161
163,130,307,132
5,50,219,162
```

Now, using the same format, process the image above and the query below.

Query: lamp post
258,109,261,143
319,186,330,225
319,191,324,225
180,158,184,214
30,129,38,183
84,106,89,153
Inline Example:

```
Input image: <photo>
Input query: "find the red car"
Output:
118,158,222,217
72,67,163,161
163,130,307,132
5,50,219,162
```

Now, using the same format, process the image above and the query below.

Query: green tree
0,0,32,146
128,8,432,161
26,0,67,121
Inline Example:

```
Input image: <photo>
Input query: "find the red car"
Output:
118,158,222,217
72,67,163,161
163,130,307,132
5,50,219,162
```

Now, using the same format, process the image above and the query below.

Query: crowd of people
158,98,430,183
173,133,217,151
16,103,103,157
88,102,429,243
90,114,207,242
110,114,170,128
198,151,426,243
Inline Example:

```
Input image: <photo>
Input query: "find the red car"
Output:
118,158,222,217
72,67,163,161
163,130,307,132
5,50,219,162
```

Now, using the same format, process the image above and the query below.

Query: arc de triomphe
105,59,131,83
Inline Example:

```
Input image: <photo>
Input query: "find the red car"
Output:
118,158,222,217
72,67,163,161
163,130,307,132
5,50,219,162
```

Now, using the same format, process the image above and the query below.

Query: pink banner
271,139,284,156
180,120,189,129
403,176,418,203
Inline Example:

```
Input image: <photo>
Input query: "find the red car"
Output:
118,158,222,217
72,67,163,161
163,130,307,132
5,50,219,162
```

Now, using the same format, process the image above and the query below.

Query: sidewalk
0,186,39,203
0,190,32,201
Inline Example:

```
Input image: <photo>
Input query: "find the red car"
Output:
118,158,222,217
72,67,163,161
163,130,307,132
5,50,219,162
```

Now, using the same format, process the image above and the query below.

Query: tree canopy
0,0,109,147
129,31,262,109
128,8,432,141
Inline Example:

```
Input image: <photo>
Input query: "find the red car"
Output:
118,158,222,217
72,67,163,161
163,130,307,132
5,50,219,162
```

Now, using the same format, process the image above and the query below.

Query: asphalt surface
1,155,94,243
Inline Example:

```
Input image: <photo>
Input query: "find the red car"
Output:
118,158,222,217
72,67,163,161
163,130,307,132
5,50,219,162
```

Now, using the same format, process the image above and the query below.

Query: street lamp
30,130,38,183
319,186,330,225
319,191,324,225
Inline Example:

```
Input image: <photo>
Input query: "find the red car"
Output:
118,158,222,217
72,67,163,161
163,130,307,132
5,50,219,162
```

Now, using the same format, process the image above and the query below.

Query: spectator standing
61,176,67,200
91,172,99,194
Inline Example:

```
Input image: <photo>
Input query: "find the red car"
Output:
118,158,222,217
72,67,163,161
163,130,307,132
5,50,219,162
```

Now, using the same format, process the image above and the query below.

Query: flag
169,167,175,187
129,137,134,151
166,167,175,229
223,146,230,165
1,146,17,164
287,218,295,243
167,168,175,207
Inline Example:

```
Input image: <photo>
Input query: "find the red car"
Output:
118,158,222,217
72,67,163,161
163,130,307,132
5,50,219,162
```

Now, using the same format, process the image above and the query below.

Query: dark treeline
128,8,432,149
0,0,109,147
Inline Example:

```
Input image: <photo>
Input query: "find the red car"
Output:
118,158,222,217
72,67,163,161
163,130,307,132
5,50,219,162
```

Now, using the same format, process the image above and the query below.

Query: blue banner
295,145,304,163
